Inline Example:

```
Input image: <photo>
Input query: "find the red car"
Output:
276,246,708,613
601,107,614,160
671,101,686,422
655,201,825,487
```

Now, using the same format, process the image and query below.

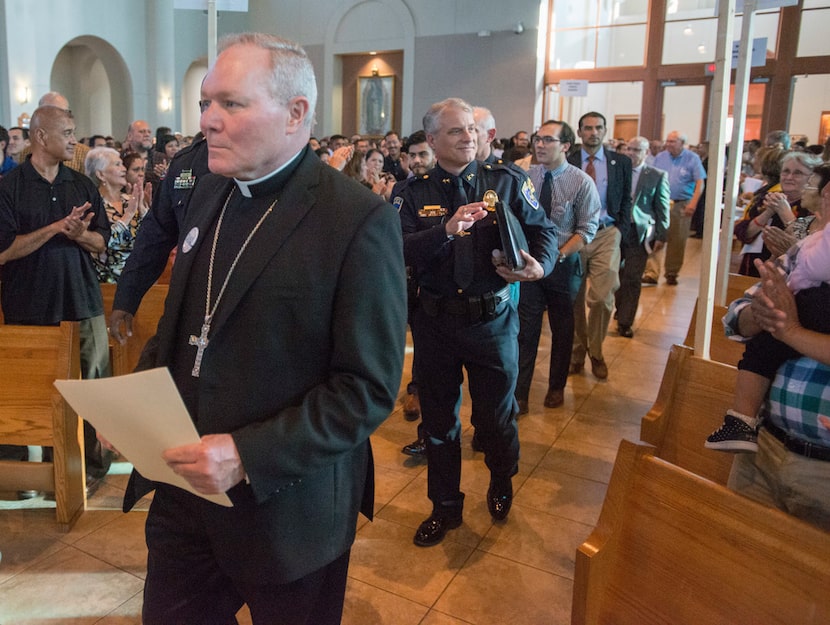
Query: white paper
741,176,763,194
54,368,232,507
741,232,765,255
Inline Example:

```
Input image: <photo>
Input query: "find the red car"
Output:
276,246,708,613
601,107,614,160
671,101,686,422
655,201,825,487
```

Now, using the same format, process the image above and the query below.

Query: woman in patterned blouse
85,147,148,283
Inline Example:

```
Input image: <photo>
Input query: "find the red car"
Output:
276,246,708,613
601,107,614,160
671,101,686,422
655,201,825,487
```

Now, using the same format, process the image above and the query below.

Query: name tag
419,205,447,217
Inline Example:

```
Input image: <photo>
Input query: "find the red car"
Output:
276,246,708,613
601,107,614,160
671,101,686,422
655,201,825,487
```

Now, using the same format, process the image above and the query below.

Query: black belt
764,421,830,462
419,286,511,322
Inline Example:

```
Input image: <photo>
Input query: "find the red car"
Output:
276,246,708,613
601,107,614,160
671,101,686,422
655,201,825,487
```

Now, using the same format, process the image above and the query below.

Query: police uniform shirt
395,160,559,297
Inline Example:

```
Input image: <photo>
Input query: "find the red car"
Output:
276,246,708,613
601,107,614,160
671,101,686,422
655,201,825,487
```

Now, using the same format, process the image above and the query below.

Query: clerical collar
234,146,305,198
632,163,644,174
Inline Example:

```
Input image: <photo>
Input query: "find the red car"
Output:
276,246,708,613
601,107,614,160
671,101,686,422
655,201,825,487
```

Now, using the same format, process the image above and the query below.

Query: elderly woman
85,147,147,283
734,151,822,276
723,163,830,530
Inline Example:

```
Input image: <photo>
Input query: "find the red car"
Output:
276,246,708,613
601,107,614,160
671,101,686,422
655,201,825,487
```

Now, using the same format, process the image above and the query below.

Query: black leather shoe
487,479,513,521
543,388,564,408
85,474,104,498
618,325,633,338
402,437,426,457
413,513,462,547
516,399,529,416
403,392,421,421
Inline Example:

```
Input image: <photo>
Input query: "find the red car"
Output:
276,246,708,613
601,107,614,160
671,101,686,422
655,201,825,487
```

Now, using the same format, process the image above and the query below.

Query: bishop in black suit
121,33,406,625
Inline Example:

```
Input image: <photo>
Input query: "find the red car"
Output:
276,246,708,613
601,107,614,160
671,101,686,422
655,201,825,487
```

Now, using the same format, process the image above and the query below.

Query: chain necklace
188,187,276,376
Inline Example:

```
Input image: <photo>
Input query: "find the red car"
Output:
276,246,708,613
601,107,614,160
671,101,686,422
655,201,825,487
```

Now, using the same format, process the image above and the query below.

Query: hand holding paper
163,434,246,495
54,367,233,507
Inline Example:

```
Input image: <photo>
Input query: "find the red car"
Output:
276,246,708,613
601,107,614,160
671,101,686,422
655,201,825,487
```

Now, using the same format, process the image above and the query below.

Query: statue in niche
360,75,392,136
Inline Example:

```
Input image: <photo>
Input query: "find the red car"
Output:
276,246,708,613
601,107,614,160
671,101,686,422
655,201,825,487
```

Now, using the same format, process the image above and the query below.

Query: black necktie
540,170,553,216
452,176,474,289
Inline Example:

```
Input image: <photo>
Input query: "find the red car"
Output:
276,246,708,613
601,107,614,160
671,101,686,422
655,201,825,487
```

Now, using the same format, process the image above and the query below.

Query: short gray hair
630,135,650,151
423,98,473,135
218,32,317,128
473,106,495,133
782,150,822,173
85,146,121,180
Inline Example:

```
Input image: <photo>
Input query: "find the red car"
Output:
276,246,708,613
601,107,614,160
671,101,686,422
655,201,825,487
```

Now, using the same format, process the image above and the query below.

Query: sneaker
705,414,758,452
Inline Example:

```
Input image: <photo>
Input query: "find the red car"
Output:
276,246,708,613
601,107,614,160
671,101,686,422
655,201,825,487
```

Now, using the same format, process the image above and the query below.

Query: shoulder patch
393,196,404,212
521,178,539,210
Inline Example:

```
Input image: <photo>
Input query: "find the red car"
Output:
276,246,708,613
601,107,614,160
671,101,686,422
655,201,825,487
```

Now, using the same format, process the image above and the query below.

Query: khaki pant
664,199,691,278
572,225,621,363
728,428,830,532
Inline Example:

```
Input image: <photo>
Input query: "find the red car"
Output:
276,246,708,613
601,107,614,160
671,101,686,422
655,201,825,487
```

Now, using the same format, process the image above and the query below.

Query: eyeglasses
780,169,809,178
532,136,562,145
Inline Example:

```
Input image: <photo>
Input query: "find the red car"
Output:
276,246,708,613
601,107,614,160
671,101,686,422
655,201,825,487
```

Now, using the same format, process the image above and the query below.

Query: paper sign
174,0,248,11
560,80,589,97
54,368,232,507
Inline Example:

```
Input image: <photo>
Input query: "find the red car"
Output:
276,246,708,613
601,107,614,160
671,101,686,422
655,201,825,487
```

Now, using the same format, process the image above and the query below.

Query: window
548,0,649,69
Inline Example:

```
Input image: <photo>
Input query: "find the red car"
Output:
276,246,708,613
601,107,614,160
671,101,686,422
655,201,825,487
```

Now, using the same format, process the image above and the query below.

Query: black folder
495,201,528,270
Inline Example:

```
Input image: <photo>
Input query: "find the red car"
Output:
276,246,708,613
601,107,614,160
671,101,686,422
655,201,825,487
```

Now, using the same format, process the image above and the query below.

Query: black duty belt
764,421,830,462
419,286,511,323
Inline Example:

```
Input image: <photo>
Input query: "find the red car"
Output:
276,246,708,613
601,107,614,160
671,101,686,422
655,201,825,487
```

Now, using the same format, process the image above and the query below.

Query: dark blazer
568,147,632,240
124,147,407,586
631,165,670,245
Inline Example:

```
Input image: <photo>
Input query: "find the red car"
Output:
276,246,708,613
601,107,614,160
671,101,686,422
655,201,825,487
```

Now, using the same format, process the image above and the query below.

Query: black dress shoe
516,399,529,416
402,437,426,457
618,325,633,338
413,513,462,547
543,388,564,408
487,478,513,521
471,432,484,452
85,474,104,498
403,392,421,421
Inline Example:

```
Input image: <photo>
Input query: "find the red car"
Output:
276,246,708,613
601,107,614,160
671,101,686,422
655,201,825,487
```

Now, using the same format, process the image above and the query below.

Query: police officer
395,98,559,547
109,133,209,342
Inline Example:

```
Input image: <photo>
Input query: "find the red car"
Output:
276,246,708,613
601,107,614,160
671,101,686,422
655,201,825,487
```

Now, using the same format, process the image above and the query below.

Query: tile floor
0,242,704,624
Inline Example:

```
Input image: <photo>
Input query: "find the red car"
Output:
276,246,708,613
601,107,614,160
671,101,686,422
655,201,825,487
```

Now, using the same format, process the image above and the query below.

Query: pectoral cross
188,315,212,377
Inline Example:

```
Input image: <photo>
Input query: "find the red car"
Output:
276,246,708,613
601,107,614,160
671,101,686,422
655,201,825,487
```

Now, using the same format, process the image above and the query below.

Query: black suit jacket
568,147,632,240
124,148,407,585
631,165,670,245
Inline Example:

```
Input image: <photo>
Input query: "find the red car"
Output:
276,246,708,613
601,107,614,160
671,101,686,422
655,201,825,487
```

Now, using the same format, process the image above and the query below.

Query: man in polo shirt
0,105,111,491
652,130,706,285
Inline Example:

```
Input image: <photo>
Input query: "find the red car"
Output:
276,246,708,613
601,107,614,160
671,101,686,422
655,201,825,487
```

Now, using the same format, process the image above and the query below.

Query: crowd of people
0,30,828,625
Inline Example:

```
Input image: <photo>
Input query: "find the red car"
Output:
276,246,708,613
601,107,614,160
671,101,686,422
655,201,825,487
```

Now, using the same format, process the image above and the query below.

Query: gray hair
630,135,650,151
473,106,495,133
781,150,822,173
85,146,121,180
423,98,473,135
765,130,791,150
217,32,317,128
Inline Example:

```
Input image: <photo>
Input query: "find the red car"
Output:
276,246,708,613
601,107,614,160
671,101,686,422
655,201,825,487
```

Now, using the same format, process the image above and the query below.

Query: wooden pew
640,343,736,485
684,273,757,367
572,440,830,625
100,283,168,376
0,322,85,530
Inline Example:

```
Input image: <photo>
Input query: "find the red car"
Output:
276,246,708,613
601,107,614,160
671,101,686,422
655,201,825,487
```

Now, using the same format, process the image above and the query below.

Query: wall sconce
371,66,379,77
16,86,30,105
161,95,173,112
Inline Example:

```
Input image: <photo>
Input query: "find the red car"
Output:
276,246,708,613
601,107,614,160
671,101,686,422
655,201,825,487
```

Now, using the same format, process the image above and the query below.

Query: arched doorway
51,36,131,140
181,59,208,137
